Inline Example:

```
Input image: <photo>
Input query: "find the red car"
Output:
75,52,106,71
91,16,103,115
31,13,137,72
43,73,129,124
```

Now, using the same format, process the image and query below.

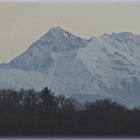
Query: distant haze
0,3,140,62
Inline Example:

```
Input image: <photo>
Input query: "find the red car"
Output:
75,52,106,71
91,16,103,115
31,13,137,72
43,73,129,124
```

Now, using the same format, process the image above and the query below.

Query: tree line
0,87,140,137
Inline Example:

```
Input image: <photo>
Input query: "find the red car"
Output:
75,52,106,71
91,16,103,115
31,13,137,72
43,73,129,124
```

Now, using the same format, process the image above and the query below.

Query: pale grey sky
0,3,140,62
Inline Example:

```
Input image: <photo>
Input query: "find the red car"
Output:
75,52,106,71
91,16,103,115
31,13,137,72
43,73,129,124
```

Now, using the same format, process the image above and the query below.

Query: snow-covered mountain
2,26,87,73
1,27,140,107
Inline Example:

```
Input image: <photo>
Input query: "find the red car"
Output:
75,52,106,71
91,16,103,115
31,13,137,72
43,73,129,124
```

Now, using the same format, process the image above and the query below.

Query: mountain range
1,26,140,107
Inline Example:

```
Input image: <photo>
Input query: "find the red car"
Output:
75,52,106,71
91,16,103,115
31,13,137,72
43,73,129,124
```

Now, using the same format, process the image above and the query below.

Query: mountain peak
48,26,65,33
7,26,88,72
45,26,73,39
49,26,64,30
33,26,88,52
47,26,70,33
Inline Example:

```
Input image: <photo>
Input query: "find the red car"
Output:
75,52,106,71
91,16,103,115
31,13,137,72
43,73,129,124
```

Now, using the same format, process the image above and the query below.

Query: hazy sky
0,2,140,62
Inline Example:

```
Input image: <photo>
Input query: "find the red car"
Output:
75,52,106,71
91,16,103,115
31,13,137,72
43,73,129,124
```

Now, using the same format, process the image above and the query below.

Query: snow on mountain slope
43,50,100,97
77,33,140,87
77,32,140,106
0,69,48,91
3,26,88,73
1,28,140,106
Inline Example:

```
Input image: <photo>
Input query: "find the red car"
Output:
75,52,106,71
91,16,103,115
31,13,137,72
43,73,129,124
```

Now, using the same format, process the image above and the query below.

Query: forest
0,87,140,137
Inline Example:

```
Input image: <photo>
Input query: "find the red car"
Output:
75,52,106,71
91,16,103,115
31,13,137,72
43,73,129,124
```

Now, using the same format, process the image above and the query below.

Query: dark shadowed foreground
0,87,140,137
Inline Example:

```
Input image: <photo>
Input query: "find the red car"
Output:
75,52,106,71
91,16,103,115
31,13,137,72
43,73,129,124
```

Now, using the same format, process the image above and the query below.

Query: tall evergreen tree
40,87,57,111
39,87,57,135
